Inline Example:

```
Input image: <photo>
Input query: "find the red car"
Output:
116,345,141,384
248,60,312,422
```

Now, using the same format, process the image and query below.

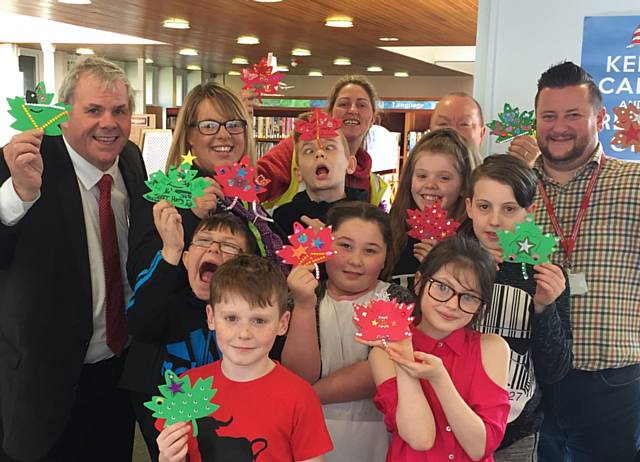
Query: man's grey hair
58,56,135,112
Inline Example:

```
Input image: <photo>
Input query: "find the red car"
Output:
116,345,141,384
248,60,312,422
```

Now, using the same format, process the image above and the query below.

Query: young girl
368,235,511,461
282,201,413,462
464,155,572,460
389,128,478,290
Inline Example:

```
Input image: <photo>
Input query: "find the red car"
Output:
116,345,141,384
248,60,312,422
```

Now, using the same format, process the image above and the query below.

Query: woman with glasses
364,235,511,461
128,82,286,288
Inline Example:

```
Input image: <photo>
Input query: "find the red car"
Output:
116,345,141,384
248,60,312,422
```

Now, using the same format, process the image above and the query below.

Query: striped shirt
533,145,640,371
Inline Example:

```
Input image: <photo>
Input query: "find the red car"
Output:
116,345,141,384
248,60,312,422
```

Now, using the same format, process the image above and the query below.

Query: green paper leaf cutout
143,369,220,437
143,162,213,209
496,214,559,265
7,81,71,135
486,102,536,143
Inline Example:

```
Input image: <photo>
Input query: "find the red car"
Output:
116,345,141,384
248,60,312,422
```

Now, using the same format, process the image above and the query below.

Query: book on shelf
407,131,427,153
253,115,296,140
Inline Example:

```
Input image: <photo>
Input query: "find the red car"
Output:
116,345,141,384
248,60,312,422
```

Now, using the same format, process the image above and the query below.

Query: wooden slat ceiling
4,0,478,77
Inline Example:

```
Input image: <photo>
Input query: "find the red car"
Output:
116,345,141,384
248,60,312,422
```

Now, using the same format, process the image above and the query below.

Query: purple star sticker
168,380,183,395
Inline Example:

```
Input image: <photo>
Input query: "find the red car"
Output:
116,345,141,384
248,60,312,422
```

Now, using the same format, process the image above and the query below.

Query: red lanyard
538,154,606,266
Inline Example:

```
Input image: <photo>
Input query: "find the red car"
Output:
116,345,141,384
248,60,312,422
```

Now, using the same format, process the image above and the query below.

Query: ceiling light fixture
379,37,399,42
291,48,311,56
333,57,351,66
58,0,91,4
394,71,409,77
325,16,353,28
187,65,201,71
367,66,383,72
144,58,154,64
308,70,323,77
228,70,241,76
253,0,282,2
75,47,94,55
163,18,190,29
231,57,249,65
237,35,260,45
275,65,289,72
178,48,198,56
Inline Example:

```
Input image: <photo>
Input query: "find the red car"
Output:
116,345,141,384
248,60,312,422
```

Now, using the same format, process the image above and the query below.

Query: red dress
374,326,510,461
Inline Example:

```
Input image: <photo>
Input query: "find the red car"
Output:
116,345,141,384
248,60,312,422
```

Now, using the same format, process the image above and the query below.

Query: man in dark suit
0,56,146,461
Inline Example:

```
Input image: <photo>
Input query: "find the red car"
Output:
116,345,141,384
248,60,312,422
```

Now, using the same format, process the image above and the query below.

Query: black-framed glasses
190,119,247,135
190,237,243,255
427,278,485,315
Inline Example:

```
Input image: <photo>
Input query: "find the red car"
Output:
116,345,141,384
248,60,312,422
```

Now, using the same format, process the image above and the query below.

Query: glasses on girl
427,278,484,314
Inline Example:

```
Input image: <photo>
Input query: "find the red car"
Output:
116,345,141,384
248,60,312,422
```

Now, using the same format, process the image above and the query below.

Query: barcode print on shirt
505,350,536,423
477,284,532,339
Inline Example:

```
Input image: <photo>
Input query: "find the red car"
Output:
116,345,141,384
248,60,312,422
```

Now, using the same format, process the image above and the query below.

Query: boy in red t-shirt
156,255,333,462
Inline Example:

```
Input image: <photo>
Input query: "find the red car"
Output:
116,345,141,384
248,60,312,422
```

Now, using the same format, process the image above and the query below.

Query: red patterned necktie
97,174,127,356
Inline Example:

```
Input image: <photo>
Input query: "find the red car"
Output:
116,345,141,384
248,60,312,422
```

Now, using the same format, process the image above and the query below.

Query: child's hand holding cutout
157,422,190,462
287,265,318,309
153,200,184,265
413,238,437,264
532,263,566,313
191,177,224,219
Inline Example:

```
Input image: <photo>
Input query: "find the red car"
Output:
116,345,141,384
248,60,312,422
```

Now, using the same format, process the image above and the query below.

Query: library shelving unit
253,96,438,171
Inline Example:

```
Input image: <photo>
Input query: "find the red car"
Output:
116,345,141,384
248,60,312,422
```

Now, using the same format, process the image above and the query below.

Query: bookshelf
253,97,437,171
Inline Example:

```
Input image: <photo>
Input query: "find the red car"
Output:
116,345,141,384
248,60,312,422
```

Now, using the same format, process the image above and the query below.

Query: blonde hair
389,128,474,269
165,81,255,172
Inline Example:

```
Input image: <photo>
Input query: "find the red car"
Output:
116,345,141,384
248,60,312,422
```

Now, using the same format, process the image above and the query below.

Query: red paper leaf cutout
611,103,640,152
406,200,460,241
240,57,284,102
213,155,267,202
276,222,336,266
353,298,415,342
293,108,343,141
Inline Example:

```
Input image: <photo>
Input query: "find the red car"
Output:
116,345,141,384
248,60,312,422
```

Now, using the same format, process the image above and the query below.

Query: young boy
121,199,257,460
273,110,365,235
156,255,333,462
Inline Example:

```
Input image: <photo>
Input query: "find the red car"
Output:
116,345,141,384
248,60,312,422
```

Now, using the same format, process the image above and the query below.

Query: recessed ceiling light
75,47,94,55
178,48,198,56
253,0,282,2
367,66,383,72
325,16,353,28
379,37,399,42
187,65,201,71
163,18,190,29
333,57,351,66
58,0,91,4
231,57,249,65
308,70,323,77
394,71,409,77
237,35,260,45
144,58,154,64
291,48,311,56
228,70,241,76
275,65,289,72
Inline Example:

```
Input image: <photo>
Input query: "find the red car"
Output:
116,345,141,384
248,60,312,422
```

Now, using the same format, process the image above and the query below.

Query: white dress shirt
0,138,133,363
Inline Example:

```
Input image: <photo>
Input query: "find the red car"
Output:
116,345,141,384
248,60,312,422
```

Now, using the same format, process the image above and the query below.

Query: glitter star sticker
168,380,183,395
181,152,197,166
517,238,534,254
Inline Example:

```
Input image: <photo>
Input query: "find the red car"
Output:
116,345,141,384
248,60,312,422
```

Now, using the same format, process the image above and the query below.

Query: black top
476,261,572,448
273,188,367,236
391,236,421,292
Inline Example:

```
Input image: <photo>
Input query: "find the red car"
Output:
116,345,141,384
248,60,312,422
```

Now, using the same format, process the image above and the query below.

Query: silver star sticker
518,238,534,254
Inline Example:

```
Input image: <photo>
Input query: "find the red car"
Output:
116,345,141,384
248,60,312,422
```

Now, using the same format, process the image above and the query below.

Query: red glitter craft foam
353,298,415,342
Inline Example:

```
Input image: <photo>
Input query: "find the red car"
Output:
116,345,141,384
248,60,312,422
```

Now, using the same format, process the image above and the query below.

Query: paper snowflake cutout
406,201,460,241
241,57,284,102
611,103,640,152
497,214,559,279
277,222,335,277
293,108,343,142
214,155,269,202
486,103,535,143
144,161,212,209
143,370,219,437
7,81,71,135
353,297,415,342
